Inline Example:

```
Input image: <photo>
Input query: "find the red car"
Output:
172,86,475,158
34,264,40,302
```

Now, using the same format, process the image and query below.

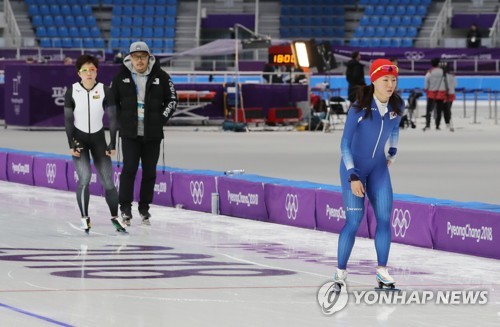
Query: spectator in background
466,23,482,48
263,64,284,84
423,58,446,131
64,57,73,65
26,57,35,64
111,41,177,226
441,62,456,132
345,51,366,103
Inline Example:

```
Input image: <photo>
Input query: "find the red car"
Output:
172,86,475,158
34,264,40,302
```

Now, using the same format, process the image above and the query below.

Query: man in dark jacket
112,41,177,226
466,23,482,48
345,51,366,103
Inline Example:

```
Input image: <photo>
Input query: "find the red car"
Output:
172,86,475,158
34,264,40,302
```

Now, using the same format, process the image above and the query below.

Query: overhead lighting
292,41,311,68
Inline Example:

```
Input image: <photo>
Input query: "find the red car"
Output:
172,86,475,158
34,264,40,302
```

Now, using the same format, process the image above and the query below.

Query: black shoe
423,126,430,131
436,127,441,130
139,210,151,226
121,207,133,226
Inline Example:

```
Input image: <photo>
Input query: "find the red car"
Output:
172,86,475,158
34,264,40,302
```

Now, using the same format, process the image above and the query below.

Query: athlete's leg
73,148,92,217
366,162,393,267
90,132,119,217
338,164,366,270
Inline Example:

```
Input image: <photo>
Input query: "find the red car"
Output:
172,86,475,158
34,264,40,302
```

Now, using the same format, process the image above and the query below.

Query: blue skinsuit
338,98,402,270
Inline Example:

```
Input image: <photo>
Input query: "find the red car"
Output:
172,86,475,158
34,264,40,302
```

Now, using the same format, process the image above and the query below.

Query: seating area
109,4,176,53
350,0,431,47
27,1,104,48
279,0,433,49
279,0,355,46
25,0,177,51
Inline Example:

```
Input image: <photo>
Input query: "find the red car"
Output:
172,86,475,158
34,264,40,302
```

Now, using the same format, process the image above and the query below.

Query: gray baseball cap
129,41,151,55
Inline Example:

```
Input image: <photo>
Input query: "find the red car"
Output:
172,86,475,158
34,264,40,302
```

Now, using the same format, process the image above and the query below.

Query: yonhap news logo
317,281,488,315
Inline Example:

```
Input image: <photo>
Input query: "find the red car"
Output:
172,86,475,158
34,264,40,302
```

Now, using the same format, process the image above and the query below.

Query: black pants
436,101,452,128
119,137,161,213
73,129,118,217
425,99,446,128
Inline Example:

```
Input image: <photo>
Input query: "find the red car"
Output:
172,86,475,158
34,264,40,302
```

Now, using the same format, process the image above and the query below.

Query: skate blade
84,229,90,234
116,228,128,234
375,286,401,292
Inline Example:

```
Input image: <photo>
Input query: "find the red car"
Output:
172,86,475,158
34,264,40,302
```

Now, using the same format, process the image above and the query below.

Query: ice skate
81,217,91,234
375,267,400,291
332,268,347,293
121,208,133,226
111,217,128,233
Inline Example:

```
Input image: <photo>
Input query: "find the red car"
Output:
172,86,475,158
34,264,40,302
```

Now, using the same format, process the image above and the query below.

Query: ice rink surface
0,182,499,327
0,107,499,326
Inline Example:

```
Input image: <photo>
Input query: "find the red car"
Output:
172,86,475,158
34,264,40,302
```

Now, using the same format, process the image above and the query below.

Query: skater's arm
63,86,77,151
386,111,401,164
341,107,361,179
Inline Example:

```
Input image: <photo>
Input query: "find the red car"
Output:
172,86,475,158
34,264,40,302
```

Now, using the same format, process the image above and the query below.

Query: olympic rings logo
190,181,204,205
45,163,57,184
392,208,411,238
404,51,425,60
285,193,299,220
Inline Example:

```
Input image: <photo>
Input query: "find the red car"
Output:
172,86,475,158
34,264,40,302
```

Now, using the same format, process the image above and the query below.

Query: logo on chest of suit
389,112,398,120
153,78,160,85
122,78,130,83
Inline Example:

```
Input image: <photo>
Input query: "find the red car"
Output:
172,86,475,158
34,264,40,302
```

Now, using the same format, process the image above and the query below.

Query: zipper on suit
372,116,384,158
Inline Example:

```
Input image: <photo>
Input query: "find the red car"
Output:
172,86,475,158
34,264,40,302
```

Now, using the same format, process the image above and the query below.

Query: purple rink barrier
0,152,7,180
7,152,34,185
366,198,435,249
171,172,217,213
315,189,370,238
66,160,103,197
265,184,316,229
152,170,174,207
218,177,268,221
33,156,68,191
432,206,500,260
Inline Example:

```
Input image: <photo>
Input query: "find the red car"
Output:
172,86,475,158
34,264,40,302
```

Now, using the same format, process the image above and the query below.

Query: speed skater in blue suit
333,58,404,291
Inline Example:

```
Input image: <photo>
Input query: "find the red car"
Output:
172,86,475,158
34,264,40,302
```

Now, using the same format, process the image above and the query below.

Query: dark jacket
466,29,482,48
345,59,366,102
345,59,366,87
111,58,177,140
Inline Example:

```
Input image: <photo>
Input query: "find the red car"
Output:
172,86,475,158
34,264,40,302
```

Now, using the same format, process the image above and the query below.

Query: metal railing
429,0,452,47
4,0,22,48
489,8,500,47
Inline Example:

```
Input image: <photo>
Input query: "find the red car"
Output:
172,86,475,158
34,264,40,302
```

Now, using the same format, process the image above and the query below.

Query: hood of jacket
122,54,157,76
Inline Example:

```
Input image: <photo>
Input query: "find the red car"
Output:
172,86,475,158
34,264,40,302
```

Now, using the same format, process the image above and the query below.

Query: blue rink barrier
1,148,500,260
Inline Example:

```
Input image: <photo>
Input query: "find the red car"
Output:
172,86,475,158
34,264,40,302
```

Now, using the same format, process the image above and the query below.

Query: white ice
0,181,499,326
